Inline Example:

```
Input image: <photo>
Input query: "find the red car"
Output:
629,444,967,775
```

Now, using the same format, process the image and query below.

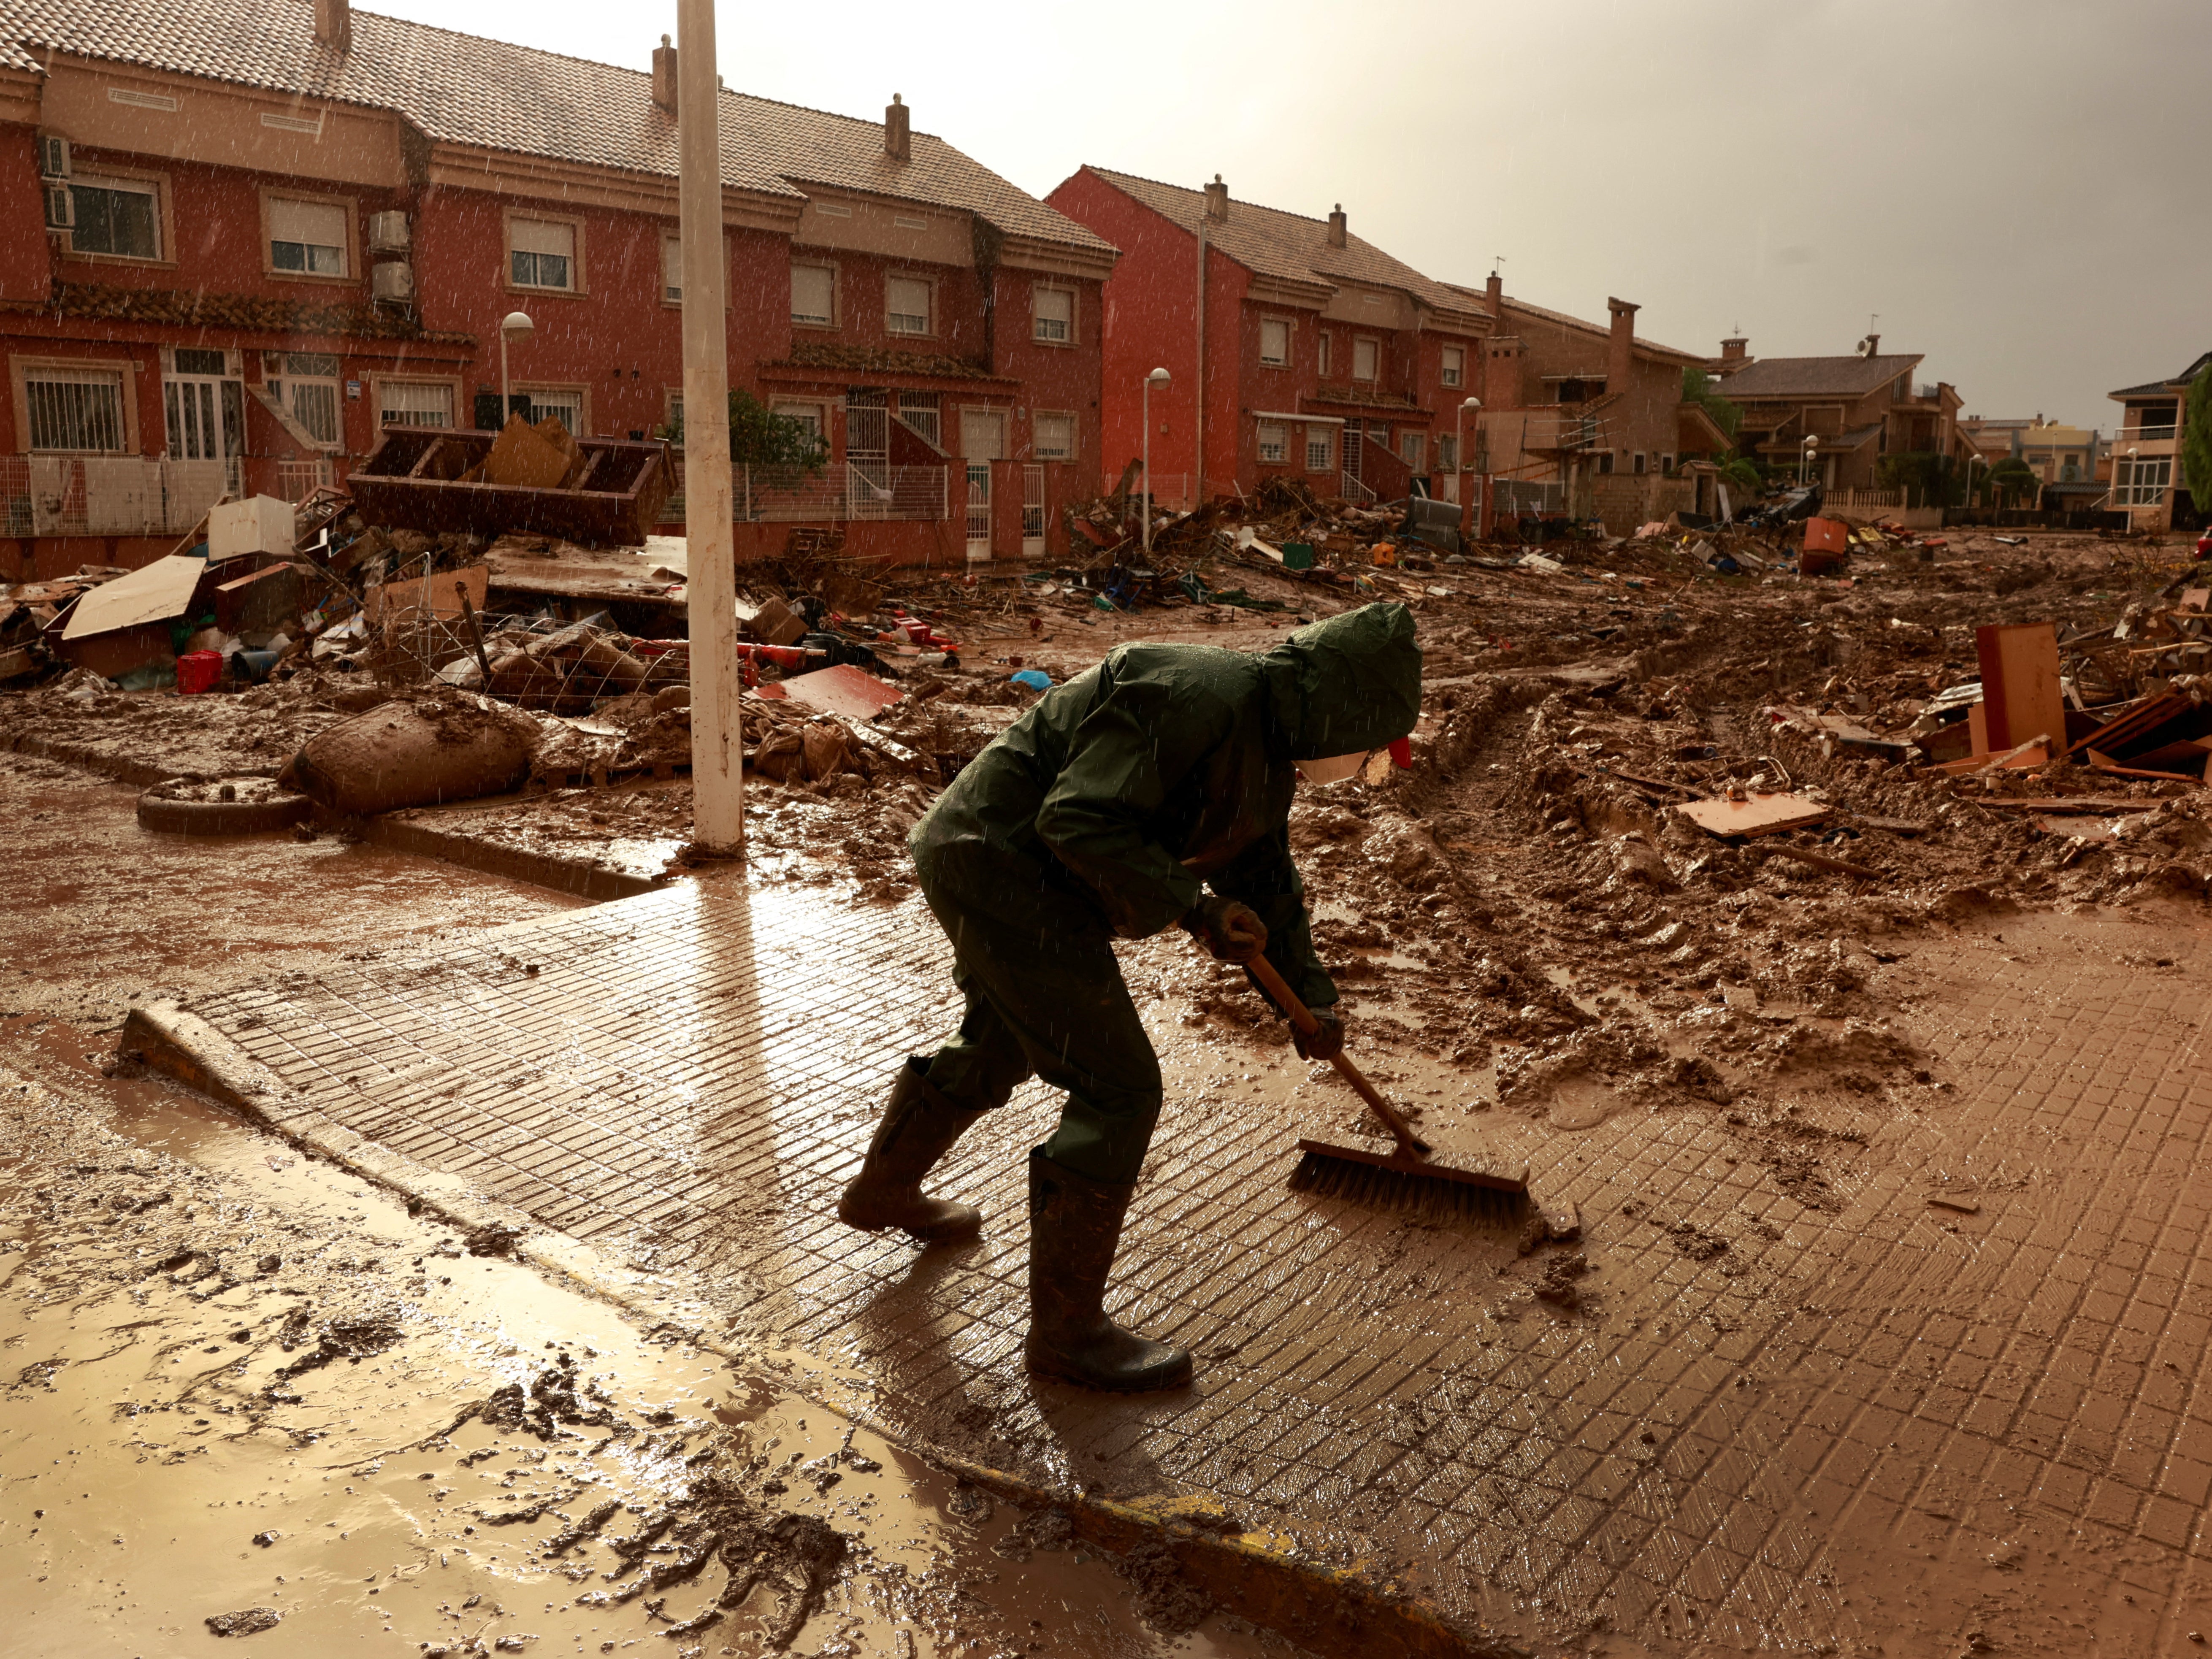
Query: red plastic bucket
176,650,223,695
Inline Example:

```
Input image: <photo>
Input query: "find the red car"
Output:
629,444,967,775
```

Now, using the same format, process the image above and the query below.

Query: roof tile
1713,353,1924,399
1085,167,1481,322
0,0,1112,252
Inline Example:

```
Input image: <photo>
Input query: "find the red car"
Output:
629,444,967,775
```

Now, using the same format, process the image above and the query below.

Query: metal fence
275,459,336,503
0,454,228,537
661,463,950,525
1493,478,1568,517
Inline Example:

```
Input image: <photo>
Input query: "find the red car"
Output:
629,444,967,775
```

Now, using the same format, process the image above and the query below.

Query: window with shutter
1441,346,1464,387
662,235,682,303
269,196,347,276
1353,338,1379,382
378,381,453,428
70,175,161,260
1259,319,1291,368
1305,429,1333,473
791,263,834,326
1257,423,1287,464
886,276,931,336
1033,413,1074,459
509,218,575,290
1032,286,1073,343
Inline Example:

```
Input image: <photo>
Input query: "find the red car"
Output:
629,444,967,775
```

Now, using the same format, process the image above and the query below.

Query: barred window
26,366,126,452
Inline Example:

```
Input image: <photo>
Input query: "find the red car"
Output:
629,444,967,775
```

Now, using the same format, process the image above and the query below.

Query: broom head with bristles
1289,1136,1532,1228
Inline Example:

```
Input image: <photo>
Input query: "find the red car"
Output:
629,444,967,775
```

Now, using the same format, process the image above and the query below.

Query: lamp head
1461,396,1482,411
501,311,536,337
1146,367,1171,385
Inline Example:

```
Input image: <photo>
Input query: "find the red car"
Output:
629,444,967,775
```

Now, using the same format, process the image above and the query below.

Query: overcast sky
379,0,2209,430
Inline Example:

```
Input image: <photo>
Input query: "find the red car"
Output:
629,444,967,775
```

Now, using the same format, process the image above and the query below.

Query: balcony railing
663,464,951,525
2116,426,2178,445
1514,413,1608,452
0,454,227,537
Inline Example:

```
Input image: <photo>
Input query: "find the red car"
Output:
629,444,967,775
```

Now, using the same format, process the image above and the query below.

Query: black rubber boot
1024,1150,1192,1392
837,1058,987,1242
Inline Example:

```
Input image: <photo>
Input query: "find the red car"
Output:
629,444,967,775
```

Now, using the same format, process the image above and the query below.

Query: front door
164,371,244,496
1021,464,1045,559
959,410,1005,563
965,464,991,562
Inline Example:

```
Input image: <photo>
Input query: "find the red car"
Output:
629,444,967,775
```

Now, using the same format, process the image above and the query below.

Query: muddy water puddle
1,1050,1296,1659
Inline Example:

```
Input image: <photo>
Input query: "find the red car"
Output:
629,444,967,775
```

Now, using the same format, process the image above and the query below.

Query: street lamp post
1455,395,1481,505
498,310,534,425
1142,366,1170,556
1800,433,1819,488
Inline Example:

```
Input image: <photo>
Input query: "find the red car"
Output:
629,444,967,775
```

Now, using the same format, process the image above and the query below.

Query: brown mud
0,761,1301,1658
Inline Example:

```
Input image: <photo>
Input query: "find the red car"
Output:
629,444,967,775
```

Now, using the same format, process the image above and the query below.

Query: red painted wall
0,126,51,304
1047,170,1198,495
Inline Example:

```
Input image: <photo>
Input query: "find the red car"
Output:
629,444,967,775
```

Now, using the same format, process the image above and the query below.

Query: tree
1875,450,1990,508
658,389,830,474
1681,367,1742,441
1985,456,2038,508
2184,365,2212,512
1716,455,1764,493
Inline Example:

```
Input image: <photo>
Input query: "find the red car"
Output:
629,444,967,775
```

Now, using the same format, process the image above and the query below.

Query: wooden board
1976,622,2065,755
1674,792,1834,839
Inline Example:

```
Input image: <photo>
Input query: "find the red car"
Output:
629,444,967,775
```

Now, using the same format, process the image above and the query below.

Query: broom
1237,953,1532,1228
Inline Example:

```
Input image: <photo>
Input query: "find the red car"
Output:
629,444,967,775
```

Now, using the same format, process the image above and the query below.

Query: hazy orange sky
374,0,2207,429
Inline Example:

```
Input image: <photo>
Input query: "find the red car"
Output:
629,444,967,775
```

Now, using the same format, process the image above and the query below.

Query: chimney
651,35,677,114
1202,174,1228,223
885,94,910,162
1485,271,1504,318
1719,335,1748,363
313,0,350,52
1484,338,1525,411
1606,296,1638,396
1326,203,1346,248
1858,332,1880,359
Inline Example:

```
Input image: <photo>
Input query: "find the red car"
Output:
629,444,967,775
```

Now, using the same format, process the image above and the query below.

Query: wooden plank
1674,792,1834,839
2061,693,2189,760
1763,843,1881,880
2085,749,2205,783
1976,622,2065,754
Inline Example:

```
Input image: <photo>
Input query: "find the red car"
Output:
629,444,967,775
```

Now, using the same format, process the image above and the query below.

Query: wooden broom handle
1240,953,1432,1159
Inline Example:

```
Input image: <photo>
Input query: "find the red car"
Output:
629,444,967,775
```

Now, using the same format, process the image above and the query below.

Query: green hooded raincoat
908,601,1421,1183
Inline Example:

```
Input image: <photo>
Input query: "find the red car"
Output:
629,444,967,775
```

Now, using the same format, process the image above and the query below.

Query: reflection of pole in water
677,0,742,854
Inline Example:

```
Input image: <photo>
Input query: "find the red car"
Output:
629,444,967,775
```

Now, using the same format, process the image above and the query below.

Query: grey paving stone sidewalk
169,876,2212,1650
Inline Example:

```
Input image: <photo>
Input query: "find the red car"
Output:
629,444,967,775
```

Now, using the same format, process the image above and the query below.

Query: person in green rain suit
838,602,1423,1391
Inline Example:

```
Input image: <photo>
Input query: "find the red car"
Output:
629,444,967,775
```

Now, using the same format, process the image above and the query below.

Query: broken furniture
349,423,673,547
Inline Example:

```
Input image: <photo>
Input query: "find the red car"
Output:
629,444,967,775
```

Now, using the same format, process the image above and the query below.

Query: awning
1250,409,1345,425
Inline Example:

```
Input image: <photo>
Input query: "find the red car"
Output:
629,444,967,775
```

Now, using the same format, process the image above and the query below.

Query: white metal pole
499,331,509,425
1142,374,1152,557
678,0,742,854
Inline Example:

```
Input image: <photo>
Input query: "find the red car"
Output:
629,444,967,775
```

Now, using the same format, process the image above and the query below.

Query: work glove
1293,1008,1346,1063
1183,896,1268,964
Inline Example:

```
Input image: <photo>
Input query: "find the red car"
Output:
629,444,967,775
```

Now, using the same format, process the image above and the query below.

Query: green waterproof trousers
910,831,1162,1186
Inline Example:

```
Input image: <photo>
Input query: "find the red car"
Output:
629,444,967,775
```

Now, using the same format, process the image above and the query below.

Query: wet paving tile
164,875,2212,1649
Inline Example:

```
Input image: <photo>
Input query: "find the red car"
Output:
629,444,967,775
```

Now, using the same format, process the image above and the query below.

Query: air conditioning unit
367,210,409,253
43,182,73,230
37,133,69,180
371,260,414,301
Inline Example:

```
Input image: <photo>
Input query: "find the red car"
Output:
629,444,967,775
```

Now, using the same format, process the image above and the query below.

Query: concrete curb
0,729,263,788
360,815,666,901
5,729,666,901
119,997,1525,1659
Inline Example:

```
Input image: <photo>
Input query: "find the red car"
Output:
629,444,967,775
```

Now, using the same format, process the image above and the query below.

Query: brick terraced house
1708,333,1963,494
1449,273,1729,533
0,0,1115,574
1046,168,1494,511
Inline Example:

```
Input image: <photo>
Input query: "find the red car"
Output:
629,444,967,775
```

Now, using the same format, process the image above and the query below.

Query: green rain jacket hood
1258,600,1425,760
908,602,1421,1012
